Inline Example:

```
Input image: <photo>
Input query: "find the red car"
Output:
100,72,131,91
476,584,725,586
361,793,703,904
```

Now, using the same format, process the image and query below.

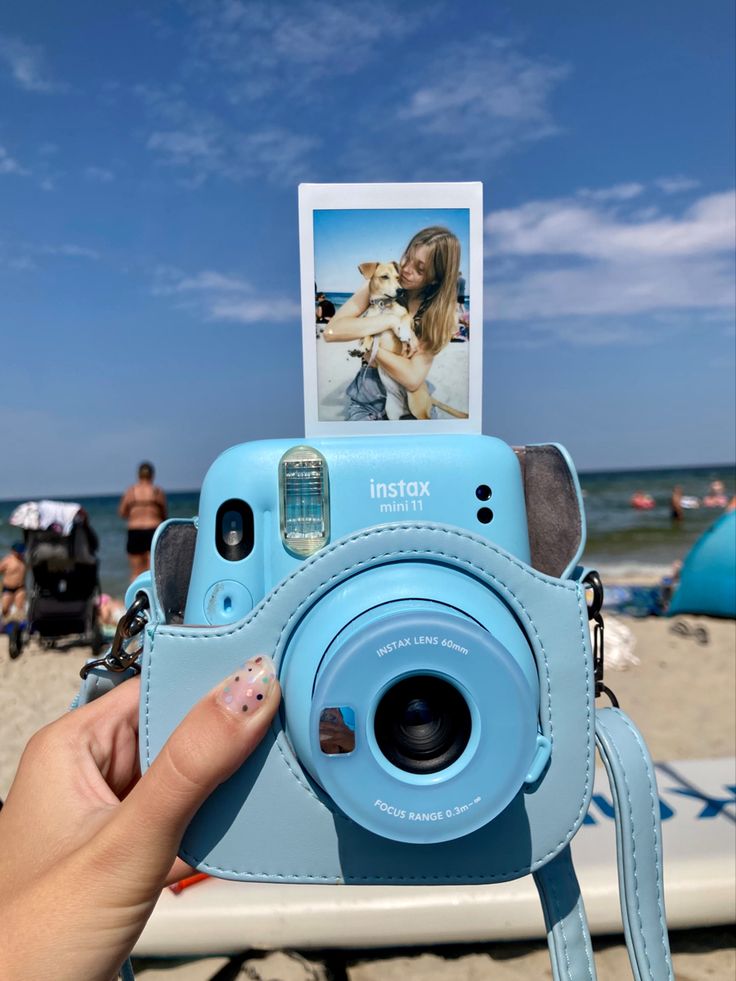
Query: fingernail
217,655,277,717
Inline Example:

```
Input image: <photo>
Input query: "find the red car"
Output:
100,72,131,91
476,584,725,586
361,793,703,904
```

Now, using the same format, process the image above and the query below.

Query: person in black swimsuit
118,462,168,581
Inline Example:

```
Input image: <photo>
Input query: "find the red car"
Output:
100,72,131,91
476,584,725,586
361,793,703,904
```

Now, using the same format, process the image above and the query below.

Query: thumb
117,653,280,884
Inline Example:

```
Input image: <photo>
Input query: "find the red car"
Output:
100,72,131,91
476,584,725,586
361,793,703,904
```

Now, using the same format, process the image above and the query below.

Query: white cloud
490,254,735,321
6,254,36,272
1,240,99,271
153,267,252,295
152,265,299,323
186,0,420,101
487,187,736,331
210,297,301,323
135,1,432,185
655,176,701,194
0,34,64,93
84,165,115,183
40,243,100,259
139,13,565,185
146,118,317,186
397,36,569,138
0,145,29,176
488,190,735,260
339,33,570,177
577,183,645,202
148,129,217,163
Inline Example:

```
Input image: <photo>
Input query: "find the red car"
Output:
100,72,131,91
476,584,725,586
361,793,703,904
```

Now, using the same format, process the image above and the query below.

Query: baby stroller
8,501,105,659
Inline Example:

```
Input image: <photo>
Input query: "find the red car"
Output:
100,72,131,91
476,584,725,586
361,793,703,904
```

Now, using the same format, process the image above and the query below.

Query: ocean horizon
2,461,734,602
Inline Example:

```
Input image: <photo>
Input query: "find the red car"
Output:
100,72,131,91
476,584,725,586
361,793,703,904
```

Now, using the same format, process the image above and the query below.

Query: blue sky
0,1,733,497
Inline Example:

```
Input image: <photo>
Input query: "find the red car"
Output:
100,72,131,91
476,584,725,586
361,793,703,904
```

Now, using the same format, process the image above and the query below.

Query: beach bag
79,445,674,981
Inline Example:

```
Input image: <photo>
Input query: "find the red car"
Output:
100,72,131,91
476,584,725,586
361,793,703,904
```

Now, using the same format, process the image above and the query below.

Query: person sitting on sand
315,292,336,324
0,543,26,622
97,593,126,627
324,226,460,420
118,461,168,581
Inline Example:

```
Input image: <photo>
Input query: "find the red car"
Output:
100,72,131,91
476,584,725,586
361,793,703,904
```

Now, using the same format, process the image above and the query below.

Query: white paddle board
136,757,736,956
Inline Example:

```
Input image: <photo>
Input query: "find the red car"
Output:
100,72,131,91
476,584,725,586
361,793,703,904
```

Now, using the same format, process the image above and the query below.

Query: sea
1,463,733,601
322,292,470,314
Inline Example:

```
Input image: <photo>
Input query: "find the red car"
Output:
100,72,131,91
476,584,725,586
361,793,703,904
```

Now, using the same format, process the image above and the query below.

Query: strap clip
584,572,619,708
80,592,150,680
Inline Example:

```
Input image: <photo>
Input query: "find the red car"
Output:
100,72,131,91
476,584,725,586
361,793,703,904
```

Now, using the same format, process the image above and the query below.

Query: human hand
0,656,280,981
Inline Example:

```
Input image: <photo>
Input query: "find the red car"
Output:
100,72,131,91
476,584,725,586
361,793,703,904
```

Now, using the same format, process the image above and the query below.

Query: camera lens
374,675,471,774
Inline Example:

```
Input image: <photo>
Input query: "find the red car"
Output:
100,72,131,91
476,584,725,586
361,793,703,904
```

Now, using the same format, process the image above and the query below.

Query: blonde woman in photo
324,226,461,420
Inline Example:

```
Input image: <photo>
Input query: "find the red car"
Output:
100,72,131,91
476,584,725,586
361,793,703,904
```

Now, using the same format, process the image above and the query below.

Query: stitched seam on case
159,525,568,729
157,526,562,753
161,524,572,637
575,584,594,866
534,868,561,979
144,632,153,765
547,861,573,981
616,711,671,977
606,712,654,981
566,849,594,981
174,854,595,884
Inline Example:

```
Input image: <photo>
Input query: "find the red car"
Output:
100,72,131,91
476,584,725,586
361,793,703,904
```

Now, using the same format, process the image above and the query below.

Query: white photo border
299,182,483,437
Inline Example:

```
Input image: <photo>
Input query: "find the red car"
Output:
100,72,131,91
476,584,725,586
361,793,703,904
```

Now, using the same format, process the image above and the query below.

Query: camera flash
279,446,330,557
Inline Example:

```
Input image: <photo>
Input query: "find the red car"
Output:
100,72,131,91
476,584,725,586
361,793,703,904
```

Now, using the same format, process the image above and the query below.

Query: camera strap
534,706,674,981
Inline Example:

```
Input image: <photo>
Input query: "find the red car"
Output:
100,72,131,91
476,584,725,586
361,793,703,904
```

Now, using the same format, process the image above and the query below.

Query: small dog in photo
359,261,467,420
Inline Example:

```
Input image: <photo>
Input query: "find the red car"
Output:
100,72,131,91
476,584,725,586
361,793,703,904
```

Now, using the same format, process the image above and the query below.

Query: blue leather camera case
139,521,594,885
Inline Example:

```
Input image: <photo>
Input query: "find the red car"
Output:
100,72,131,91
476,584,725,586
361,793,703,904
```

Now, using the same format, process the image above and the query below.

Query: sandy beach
1,613,734,979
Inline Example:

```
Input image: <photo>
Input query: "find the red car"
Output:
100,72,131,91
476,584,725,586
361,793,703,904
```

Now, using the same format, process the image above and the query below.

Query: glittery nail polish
218,654,276,716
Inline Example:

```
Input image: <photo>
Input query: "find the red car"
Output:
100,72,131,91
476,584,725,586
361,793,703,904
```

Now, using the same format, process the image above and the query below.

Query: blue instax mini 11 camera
111,431,674,977
174,434,568,846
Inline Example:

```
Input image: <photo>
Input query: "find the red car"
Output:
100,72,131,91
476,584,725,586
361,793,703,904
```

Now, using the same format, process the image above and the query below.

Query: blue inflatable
669,511,736,618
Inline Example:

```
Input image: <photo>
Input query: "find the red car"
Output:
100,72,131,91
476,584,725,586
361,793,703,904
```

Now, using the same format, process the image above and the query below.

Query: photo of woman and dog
309,207,473,429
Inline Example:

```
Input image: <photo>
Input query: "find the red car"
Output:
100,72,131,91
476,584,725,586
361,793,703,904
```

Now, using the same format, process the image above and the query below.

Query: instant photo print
299,183,483,436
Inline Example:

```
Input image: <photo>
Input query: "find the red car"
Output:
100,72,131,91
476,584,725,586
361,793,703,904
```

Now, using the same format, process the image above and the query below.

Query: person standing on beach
324,226,460,420
0,543,26,621
670,485,684,523
118,462,168,581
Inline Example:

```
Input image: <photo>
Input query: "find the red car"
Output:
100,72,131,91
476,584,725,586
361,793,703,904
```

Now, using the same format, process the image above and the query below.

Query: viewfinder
215,499,254,561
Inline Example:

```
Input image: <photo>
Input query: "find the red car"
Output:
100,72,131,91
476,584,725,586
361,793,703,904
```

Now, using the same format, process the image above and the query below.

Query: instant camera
79,183,672,980
79,432,673,979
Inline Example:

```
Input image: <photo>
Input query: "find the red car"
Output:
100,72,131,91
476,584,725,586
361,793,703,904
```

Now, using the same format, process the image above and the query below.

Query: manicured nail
217,655,277,717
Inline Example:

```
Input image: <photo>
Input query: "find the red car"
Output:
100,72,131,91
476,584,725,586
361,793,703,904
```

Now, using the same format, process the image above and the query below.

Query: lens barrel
374,675,471,774
285,573,543,844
